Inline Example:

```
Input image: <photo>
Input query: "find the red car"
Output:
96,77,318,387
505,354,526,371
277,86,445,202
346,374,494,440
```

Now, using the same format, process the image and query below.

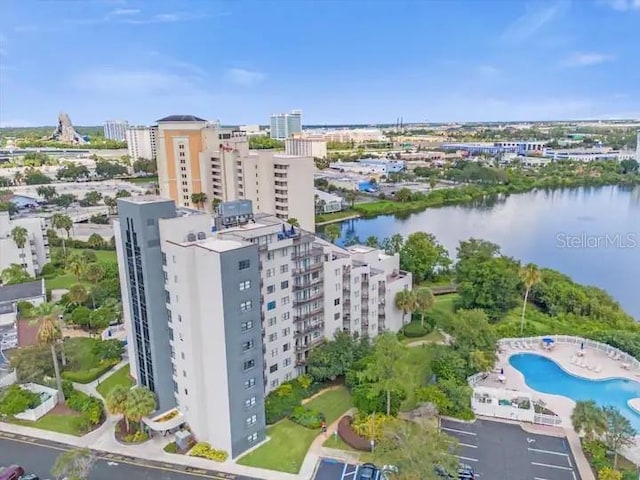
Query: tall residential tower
270,110,302,140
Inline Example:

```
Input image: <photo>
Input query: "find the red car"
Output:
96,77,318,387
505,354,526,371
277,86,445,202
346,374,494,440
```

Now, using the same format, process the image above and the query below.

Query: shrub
351,412,394,441
415,385,453,414
40,263,58,276
337,415,371,451
401,322,430,338
189,442,229,462
351,384,405,416
290,406,324,429
0,385,42,416
264,378,320,424
61,359,118,383
164,442,179,454
66,389,104,425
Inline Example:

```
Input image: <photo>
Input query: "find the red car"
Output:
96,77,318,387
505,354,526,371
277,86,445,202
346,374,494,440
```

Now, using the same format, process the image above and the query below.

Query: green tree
125,387,157,431
602,406,636,469
103,195,117,214
519,263,542,333
37,185,58,201
306,331,371,382
0,263,33,285
115,189,131,198
365,235,379,248
395,289,418,326
415,287,435,328
394,187,413,202
598,467,623,480
190,192,207,210
70,306,92,328
325,224,341,243
11,225,29,266
66,252,86,278
287,217,300,228
84,262,104,284
53,193,76,209
34,303,65,403
211,197,221,212
344,190,357,207
51,213,73,254
106,385,130,430
51,447,96,480
381,234,404,255
359,333,408,416
132,158,157,174
89,307,111,330
87,233,106,250
248,136,284,149
373,419,458,479
400,232,451,283
82,190,103,206
67,284,89,306
571,400,607,441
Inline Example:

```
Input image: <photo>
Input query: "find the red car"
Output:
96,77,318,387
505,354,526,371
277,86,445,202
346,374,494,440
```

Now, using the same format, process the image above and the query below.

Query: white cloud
225,68,266,86
110,8,141,16
602,0,640,11
501,1,570,43
563,52,615,67
72,68,197,93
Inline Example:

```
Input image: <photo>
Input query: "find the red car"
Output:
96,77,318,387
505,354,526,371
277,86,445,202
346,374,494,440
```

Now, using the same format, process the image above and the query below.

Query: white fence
13,383,59,422
499,335,639,369
0,370,17,388
101,324,126,341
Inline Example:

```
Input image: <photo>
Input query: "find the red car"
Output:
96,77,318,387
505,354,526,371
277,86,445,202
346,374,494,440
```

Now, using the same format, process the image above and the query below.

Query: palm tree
106,385,130,431
66,253,86,279
125,387,156,432
190,192,207,210
34,303,65,403
11,226,29,268
13,171,23,186
325,224,341,244
51,213,73,255
344,190,357,208
395,289,418,325
571,400,606,441
287,218,300,228
519,264,542,334
103,196,117,215
211,197,221,212
415,288,435,328
67,284,89,306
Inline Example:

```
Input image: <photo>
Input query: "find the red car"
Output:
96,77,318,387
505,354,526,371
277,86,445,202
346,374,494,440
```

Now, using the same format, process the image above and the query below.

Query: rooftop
0,280,45,304
193,236,247,253
156,115,207,123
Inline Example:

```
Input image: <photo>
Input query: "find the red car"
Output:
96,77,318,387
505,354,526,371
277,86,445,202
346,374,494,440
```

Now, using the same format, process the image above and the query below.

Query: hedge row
61,359,119,384
337,415,370,451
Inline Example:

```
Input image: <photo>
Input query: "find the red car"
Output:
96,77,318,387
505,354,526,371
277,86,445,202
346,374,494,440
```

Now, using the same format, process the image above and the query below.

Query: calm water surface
324,186,640,319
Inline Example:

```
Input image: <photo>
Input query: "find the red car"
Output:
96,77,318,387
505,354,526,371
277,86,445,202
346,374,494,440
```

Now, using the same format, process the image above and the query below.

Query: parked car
356,463,381,480
20,474,40,480
435,463,476,479
0,465,25,480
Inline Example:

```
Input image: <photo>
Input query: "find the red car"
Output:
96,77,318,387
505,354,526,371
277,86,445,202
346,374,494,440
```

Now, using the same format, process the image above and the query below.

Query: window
181,352,185,360
280,264,289,274
247,432,258,443
242,340,254,351
281,248,288,257
271,348,278,357
267,251,275,261
334,312,340,320
285,373,292,381
241,320,254,331
167,309,172,323
239,280,251,290
268,333,278,342
165,290,171,304
244,378,256,389
240,300,252,312
243,359,256,371
281,280,289,289
246,414,257,426
239,259,251,270
334,298,340,306
266,268,275,277
283,343,290,352
245,396,256,409
335,268,340,276
283,358,291,367
184,388,188,395
282,327,290,337
267,285,275,294
282,312,290,321
281,296,290,305
183,370,187,377
162,252,167,266
267,301,276,311
336,283,340,292
168,328,174,341
270,379,279,388
269,364,278,373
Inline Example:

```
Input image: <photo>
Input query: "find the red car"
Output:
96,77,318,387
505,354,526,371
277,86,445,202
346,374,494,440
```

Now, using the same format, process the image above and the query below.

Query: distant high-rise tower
636,129,640,163
270,110,302,139
104,120,129,141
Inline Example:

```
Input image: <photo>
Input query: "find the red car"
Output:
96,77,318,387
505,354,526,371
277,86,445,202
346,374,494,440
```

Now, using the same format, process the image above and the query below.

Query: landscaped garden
96,364,133,398
236,386,352,473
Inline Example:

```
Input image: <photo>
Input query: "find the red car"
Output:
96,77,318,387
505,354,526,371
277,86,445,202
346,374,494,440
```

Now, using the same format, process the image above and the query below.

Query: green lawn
9,413,85,436
44,248,117,291
401,329,445,345
52,248,116,263
400,344,435,411
315,210,360,224
237,387,352,473
123,175,158,185
96,364,133,398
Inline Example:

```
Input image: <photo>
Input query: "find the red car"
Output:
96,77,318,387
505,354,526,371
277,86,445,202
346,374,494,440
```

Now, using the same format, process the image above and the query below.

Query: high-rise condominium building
155,114,315,231
104,120,129,142
285,138,327,159
270,110,302,140
0,212,49,277
636,129,640,163
126,126,158,163
115,197,411,458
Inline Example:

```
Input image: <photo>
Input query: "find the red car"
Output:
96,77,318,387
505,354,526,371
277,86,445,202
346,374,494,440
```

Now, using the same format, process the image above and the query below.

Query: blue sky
1,0,639,126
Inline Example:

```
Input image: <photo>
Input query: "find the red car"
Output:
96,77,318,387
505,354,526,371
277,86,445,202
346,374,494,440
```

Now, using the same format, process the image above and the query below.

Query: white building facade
0,212,49,277
126,126,158,162
285,138,327,159
104,120,129,142
270,111,302,140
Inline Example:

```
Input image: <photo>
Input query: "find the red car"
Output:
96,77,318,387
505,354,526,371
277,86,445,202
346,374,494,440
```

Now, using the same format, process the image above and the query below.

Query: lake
323,185,640,319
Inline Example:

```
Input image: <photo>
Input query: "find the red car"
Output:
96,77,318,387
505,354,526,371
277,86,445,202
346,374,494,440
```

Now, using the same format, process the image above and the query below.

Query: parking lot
441,418,580,480
314,458,361,480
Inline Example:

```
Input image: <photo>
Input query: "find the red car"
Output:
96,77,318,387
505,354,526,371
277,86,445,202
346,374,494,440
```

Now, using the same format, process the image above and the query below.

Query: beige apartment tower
156,115,315,230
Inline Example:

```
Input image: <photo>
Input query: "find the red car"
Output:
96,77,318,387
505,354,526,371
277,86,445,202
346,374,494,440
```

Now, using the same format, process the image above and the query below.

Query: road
0,432,258,480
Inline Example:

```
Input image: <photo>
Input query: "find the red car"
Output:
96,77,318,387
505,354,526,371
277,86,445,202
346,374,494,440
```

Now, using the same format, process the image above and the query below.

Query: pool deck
482,341,640,467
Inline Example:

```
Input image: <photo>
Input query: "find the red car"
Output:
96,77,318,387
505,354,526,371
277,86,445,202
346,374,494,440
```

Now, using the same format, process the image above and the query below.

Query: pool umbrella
542,337,554,345
500,367,504,375
581,342,584,350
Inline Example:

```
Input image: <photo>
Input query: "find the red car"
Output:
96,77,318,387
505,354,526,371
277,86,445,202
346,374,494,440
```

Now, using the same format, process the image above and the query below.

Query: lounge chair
608,351,615,358
594,365,602,373
614,353,621,361
524,343,531,350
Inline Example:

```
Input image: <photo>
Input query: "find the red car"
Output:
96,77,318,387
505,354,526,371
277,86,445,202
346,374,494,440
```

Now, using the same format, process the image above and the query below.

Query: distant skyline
1,0,639,127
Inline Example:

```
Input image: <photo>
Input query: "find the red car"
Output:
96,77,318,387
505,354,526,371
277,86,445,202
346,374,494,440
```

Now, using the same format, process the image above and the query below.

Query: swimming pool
509,353,640,431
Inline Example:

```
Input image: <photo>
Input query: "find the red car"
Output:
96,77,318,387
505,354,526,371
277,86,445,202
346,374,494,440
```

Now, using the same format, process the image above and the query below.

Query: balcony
294,337,325,353
293,306,324,322
293,291,323,306
294,321,325,337
292,262,323,276
292,276,323,290
291,246,323,261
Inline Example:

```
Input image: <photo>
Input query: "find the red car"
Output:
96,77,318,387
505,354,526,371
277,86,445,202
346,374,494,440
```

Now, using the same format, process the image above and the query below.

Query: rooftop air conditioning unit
187,233,196,242
197,232,206,240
